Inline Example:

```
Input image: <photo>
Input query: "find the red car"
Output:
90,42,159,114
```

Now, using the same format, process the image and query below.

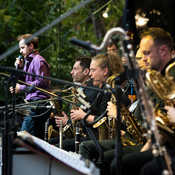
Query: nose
142,55,147,62
70,70,73,74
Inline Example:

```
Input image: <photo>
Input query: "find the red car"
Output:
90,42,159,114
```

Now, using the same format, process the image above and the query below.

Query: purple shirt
19,52,50,101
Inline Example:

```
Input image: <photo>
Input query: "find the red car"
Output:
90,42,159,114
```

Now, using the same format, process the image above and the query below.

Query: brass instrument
93,74,146,145
121,106,147,145
93,74,119,140
71,27,173,173
146,65,175,128
48,88,75,140
48,79,91,141
47,89,63,141
61,87,79,139
62,79,92,138
146,64,175,147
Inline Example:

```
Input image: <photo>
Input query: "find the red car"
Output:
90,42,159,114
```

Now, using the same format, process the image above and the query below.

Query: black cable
48,158,52,175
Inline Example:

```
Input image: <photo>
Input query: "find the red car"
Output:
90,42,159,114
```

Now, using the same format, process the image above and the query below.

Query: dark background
122,0,175,47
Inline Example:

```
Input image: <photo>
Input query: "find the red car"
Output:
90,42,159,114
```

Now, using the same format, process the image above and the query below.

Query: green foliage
0,0,125,100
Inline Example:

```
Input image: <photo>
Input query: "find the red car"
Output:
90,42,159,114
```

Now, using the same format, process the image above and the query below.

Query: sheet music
17,131,99,175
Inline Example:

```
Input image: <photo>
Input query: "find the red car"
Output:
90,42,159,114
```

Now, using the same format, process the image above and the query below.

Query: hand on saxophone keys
54,111,69,127
107,101,117,118
70,108,86,121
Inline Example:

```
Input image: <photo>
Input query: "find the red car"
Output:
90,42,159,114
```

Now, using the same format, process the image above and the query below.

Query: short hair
107,38,119,49
92,52,124,77
75,55,91,70
140,28,173,52
17,34,39,49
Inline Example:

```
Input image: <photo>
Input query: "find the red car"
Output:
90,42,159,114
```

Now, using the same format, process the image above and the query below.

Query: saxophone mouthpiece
83,78,92,85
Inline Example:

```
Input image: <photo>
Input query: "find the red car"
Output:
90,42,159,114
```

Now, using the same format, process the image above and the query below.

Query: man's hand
9,83,21,94
107,101,117,118
54,111,69,127
164,106,175,123
70,108,86,121
15,57,24,68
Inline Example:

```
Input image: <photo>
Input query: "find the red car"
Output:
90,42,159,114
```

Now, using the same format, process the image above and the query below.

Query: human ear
29,43,34,50
103,68,109,76
83,68,90,76
159,45,167,57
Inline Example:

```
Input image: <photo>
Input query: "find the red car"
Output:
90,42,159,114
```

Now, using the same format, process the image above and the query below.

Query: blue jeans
21,101,51,139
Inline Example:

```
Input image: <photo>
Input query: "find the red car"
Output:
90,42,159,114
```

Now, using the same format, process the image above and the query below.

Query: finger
70,113,74,117
71,116,74,120
164,106,170,110
62,111,66,115
55,119,60,124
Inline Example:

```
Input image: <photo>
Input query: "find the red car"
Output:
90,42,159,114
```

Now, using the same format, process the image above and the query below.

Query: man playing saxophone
140,105,175,175
52,55,98,146
109,27,175,175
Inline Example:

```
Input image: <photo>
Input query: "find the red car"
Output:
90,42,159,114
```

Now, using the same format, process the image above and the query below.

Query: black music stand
2,71,20,175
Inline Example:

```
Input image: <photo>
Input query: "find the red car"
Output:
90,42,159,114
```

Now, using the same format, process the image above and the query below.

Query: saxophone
93,74,146,146
47,89,62,141
93,74,119,140
62,87,78,139
146,64,175,128
48,88,75,140
145,64,175,146
121,105,147,145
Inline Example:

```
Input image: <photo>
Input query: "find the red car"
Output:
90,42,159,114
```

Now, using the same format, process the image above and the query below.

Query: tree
0,0,125,100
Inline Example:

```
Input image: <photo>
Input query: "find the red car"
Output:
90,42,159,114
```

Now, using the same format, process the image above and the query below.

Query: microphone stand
2,76,10,175
114,75,125,175
2,71,19,175
82,109,104,174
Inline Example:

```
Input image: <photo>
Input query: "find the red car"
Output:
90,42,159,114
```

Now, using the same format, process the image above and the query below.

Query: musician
107,38,127,65
52,56,98,147
61,52,125,152
107,39,119,54
54,56,96,128
80,48,145,175
110,27,175,175
140,105,175,175
10,34,51,139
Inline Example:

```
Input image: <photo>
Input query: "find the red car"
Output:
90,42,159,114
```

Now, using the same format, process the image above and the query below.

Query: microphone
16,55,23,69
70,38,92,51
26,84,36,93
18,84,36,94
